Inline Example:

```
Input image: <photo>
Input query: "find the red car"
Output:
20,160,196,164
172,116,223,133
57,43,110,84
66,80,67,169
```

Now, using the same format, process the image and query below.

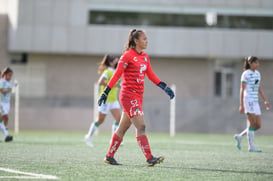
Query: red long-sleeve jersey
108,48,161,98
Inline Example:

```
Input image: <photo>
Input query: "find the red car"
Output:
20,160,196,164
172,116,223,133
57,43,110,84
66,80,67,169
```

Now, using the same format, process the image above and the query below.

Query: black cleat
104,156,122,165
147,156,164,167
5,135,13,142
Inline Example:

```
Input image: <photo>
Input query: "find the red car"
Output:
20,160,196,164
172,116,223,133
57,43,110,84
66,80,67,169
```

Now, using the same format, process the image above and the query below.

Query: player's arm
98,57,127,106
239,82,245,114
146,60,175,99
0,88,12,94
98,74,107,86
258,85,271,110
98,71,119,88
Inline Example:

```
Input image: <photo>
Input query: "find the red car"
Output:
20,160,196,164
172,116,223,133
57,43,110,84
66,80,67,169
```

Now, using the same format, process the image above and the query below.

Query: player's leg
130,115,164,166
115,112,131,138
2,115,7,127
247,102,262,152
248,115,262,152
104,112,131,165
241,100,261,152
240,119,249,137
2,115,9,136
110,102,121,136
0,115,12,142
1,103,9,127
234,120,248,150
0,110,5,140
0,112,3,138
246,113,261,152
110,107,122,144
1,105,12,142
255,115,261,130
0,118,8,141
85,102,110,147
131,115,152,158
2,114,13,142
234,134,242,150
85,112,107,147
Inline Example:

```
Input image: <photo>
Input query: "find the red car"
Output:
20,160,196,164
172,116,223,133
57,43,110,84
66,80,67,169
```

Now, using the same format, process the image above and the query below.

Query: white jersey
0,78,12,104
241,69,260,102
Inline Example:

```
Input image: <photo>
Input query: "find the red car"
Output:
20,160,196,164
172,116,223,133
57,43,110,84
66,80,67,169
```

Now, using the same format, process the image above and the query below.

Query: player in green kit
85,55,121,147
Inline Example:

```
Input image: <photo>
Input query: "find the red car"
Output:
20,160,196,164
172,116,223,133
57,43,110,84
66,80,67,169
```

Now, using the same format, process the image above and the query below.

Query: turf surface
0,132,273,180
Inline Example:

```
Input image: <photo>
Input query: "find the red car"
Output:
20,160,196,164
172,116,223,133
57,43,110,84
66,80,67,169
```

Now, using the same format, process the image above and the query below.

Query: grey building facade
1,0,273,134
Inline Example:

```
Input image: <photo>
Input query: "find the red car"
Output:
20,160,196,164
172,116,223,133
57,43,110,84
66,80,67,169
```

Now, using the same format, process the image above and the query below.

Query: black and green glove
98,86,111,106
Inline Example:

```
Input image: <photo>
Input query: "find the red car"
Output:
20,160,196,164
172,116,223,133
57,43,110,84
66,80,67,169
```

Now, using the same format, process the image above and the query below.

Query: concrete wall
0,14,10,67
7,0,273,58
8,55,213,132
6,54,273,134
1,0,273,134
12,55,212,98
91,0,273,7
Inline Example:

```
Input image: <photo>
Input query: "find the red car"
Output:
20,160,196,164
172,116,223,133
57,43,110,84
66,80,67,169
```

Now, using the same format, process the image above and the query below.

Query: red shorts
120,94,143,118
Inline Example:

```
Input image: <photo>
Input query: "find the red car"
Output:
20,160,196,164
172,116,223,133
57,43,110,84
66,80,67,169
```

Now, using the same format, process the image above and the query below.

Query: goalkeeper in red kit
98,29,175,166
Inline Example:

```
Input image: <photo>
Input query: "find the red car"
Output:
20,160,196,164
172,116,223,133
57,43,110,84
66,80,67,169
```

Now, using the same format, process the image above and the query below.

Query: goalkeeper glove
98,86,111,106
157,81,175,99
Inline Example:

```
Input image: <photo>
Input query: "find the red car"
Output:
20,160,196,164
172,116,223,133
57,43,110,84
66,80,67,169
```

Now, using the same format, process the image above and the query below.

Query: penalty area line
0,167,59,180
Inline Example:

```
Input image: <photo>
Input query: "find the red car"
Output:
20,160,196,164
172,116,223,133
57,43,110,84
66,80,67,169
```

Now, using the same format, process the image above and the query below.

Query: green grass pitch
0,131,273,180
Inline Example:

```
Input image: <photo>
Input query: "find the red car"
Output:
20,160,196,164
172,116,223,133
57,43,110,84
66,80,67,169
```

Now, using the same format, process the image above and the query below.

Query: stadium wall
1,0,273,134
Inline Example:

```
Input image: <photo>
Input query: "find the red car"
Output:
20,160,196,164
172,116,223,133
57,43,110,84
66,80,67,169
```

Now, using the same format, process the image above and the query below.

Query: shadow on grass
122,163,273,176
160,166,273,176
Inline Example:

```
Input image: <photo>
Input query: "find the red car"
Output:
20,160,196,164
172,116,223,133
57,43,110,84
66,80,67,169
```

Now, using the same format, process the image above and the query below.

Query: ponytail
124,29,144,52
1,67,13,78
97,54,116,74
243,56,258,71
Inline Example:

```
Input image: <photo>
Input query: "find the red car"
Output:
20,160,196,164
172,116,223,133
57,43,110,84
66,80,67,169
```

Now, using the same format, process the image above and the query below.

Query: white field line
0,167,59,180
0,176,45,179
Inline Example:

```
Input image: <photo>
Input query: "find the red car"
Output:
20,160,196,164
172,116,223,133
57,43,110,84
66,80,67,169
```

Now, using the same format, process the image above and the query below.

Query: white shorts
1,103,10,115
98,101,120,114
244,99,261,115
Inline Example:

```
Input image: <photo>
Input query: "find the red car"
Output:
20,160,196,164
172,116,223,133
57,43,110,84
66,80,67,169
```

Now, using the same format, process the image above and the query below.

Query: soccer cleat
84,135,93,147
5,135,13,142
234,134,242,150
147,156,164,167
104,156,122,165
249,146,262,152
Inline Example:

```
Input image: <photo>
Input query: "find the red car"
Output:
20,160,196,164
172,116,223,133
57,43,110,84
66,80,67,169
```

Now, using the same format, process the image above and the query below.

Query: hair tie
131,29,137,36
247,56,252,62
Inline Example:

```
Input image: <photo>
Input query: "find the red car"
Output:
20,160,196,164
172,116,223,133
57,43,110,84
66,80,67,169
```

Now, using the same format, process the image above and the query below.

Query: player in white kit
234,56,270,152
0,67,14,142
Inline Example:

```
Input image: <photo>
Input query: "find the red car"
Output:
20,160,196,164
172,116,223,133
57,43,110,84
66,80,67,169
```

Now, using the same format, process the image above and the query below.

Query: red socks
107,133,152,160
136,135,152,160
107,133,123,157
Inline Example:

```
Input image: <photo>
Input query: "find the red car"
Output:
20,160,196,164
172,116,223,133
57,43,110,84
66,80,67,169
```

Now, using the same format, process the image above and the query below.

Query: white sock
86,122,98,138
0,122,8,138
239,128,248,137
112,122,119,136
247,129,255,148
